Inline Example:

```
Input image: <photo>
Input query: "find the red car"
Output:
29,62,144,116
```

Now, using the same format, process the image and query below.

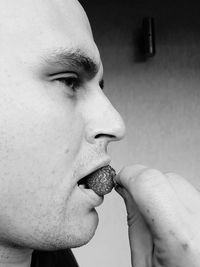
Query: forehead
0,0,101,68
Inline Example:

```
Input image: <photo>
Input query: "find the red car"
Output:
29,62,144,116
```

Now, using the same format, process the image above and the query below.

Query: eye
99,79,104,90
53,73,81,92
59,77,81,91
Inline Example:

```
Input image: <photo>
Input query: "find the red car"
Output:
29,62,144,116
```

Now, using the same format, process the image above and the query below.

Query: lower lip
78,185,104,207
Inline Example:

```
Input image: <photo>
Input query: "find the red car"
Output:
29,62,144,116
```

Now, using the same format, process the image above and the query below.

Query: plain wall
74,1,200,266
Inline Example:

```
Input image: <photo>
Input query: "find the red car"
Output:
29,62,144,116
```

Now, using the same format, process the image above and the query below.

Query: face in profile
0,0,125,250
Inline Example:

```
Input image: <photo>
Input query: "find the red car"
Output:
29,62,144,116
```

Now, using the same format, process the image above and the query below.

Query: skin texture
0,0,125,265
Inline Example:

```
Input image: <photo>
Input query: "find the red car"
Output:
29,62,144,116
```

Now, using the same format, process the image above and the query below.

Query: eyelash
53,73,104,92
57,76,81,92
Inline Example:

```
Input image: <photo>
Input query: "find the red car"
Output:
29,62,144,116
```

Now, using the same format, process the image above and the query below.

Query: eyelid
49,72,78,80
49,72,104,91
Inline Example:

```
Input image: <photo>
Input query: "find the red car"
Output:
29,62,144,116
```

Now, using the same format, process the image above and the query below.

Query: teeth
78,184,86,189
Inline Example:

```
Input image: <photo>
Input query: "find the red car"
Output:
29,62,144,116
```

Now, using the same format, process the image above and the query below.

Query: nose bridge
85,90,126,143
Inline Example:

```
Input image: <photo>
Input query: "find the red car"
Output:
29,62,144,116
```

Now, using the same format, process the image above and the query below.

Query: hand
115,165,200,267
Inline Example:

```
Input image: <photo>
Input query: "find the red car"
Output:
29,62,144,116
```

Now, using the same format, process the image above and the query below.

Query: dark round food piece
85,165,116,196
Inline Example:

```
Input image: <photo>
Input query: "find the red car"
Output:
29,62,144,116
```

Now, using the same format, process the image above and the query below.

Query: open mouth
77,175,90,188
77,171,104,208
77,165,116,196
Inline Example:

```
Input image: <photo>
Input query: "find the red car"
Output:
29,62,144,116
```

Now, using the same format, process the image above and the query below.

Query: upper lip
77,157,111,184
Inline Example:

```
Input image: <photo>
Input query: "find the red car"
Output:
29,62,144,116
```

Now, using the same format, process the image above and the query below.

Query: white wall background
74,0,200,266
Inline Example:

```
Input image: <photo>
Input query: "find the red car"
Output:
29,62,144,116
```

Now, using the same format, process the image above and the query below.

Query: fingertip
116,164,148,188
119,164,148,178
114,183,124,195
114,183,128,200
115,183,136,210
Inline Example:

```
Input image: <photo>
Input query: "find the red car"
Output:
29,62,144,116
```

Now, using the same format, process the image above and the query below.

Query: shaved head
0,0,125,264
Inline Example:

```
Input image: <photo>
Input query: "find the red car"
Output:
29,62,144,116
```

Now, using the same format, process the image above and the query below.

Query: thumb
115,165,186,243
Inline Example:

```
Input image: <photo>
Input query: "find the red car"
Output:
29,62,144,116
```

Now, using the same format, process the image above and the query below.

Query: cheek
0,82,84,217
0,81,83,172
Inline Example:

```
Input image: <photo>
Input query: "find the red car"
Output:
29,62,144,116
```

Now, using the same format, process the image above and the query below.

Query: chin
31,209,99,251
69,228,97,249
63,209,99,249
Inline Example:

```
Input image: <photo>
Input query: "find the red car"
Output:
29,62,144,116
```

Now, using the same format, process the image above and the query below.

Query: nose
84,89,126,144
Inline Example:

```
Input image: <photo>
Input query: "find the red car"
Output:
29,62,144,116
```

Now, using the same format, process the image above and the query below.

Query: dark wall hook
142,17,156,58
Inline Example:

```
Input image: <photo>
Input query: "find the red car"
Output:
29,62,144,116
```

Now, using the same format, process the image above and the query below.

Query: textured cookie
85,165,116,196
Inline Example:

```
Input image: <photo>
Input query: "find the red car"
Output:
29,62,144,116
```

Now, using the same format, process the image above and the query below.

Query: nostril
95,133,115,139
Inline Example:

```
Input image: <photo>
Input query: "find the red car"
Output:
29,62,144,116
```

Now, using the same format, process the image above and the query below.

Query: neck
0,244,33,267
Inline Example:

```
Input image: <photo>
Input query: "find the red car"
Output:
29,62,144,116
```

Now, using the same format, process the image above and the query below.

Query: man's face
0,0,125,250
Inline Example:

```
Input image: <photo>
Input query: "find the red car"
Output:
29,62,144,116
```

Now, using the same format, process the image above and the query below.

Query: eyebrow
43,48,100,80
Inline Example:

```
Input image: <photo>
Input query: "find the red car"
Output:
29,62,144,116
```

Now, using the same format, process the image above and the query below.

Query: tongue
85,165,116,196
